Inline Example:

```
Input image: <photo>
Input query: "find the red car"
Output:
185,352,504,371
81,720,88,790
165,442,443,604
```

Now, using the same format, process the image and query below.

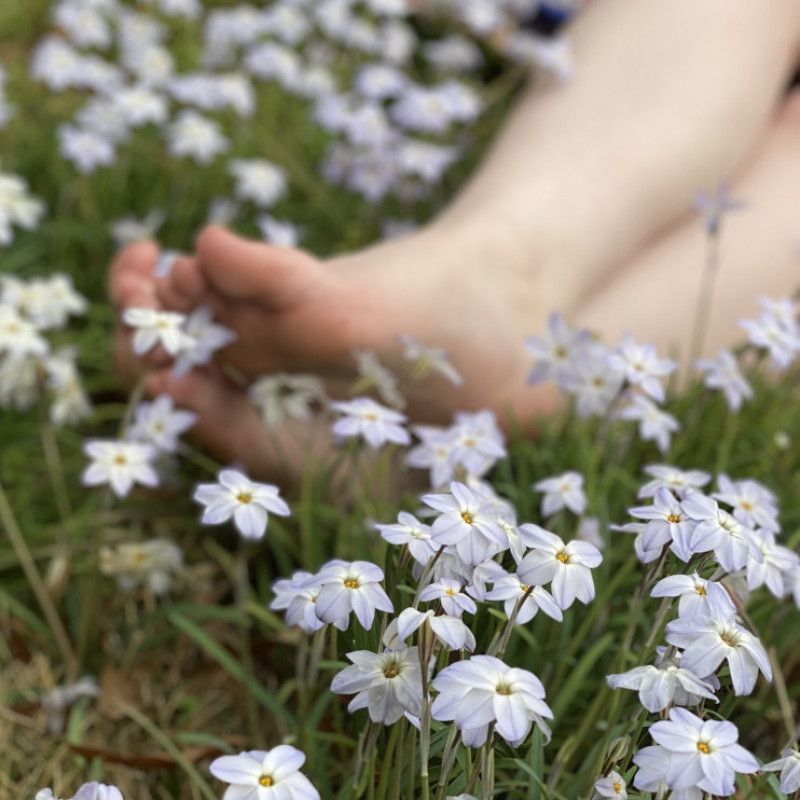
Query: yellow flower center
343,578,360,589
113,454,127,466
696,741,711,754
258,774,274,787
383,662,401,679
694,584,707,596
667,513,681,523
555,550,570,564
495,683,513,696
236,491,253,504
613,782,622,793
445,588,457,596
460,511,474,525
720,630,740,647
740,500,753,511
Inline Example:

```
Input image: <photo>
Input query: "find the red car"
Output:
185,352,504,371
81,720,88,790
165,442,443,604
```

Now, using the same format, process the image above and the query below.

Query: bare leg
576,91,800,362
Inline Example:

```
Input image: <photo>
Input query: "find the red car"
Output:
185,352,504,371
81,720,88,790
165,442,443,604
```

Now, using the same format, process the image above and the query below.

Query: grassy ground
1,2,799,799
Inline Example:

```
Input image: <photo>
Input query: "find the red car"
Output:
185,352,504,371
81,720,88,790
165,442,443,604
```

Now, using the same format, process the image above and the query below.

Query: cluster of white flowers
36,783,123,800
0,167,44,246
0,274,90,423
601,462,800,797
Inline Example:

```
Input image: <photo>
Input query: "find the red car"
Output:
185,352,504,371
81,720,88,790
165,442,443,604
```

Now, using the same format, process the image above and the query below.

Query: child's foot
113,221,564,424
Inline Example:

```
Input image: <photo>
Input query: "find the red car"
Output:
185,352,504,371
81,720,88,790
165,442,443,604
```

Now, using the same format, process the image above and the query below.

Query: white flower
72,784,124,800
209,746,319,800
331,646,423,724
315,560,393,630
257,215,300,247
517,525,602,610
126,394,196,453
650,573,736,619
525,312,591,386
632,744,701,800
399,334,462,386
666,612,772,695
646,708,758,796
593,771,627,799
375,511,436,566
248,372,326,429
406,425,456,488
193,469,290,540
0,170,45,245
330,396,410,449
58,125,116,173
172,305,236,377
617,394,679,453
110,209,165,247
167,111,229,163
638,464,711,500
628,487,697,562
713,474,780,533
745,530,799,598
431,655,553,747
484,574,563,625
100,539,183,595
606,659,717,713
270,570,325,633
0,304,48,356
740,303,800,369
422,481,508,566
394,608,476,651
82,440,158,498
352,349,404,408
696,350,753,411
229,158,287,207
122,307,194,357
607,334,675,402
448,410,506,478
763,749,800,794
680,493,755,572
418,578,477,618
533,471,586,516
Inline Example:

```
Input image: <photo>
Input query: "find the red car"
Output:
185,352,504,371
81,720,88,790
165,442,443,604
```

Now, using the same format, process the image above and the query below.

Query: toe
108,240,160,310
195,224,323,308
154,255,206,312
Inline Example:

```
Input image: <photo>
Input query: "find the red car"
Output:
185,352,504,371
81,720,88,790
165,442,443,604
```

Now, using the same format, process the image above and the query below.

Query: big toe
195,224,323,309
108,240,160,309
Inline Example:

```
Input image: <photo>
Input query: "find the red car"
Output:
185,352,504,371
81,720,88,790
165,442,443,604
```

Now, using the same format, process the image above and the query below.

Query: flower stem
0,477,77,676
687,229,721,370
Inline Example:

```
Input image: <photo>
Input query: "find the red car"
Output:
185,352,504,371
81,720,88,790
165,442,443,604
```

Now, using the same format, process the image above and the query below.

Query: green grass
2,2,800,799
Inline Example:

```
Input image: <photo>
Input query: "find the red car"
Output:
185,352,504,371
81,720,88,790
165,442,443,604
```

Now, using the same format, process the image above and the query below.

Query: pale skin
109,0,800,478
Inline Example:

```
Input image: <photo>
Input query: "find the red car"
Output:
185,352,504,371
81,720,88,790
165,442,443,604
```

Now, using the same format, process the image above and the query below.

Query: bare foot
146,221,563,423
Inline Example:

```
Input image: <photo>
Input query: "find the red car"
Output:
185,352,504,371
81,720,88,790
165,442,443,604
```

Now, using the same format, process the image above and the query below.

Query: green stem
0,478,76,676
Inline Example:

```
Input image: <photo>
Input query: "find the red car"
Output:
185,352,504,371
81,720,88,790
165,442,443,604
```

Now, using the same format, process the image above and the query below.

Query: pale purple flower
696,350,752,411
126,394,196,453
431,655,552,747
533,471,586,517
331,646,423,724
607,334,675,402
651,573,736,619
315,560,393,630
763,749,800,794
447,410,506,478
375,512,436,566
422,481,508,566
525,312,591,386
638,465,711,500
399,334,462,386
713,475,780,533
193,469,290,540
484,574,563,625
517,525,602,610
681,493,755,573
646,708,757,796
617,394,679,453
395,607,476,651
628,487,697,562
209,746,319,800
666,612,772,695
745,530,799,598
693,183,745,235
418,578,477,618
593,771,627,799
330,397,410,449
406,424,456,488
